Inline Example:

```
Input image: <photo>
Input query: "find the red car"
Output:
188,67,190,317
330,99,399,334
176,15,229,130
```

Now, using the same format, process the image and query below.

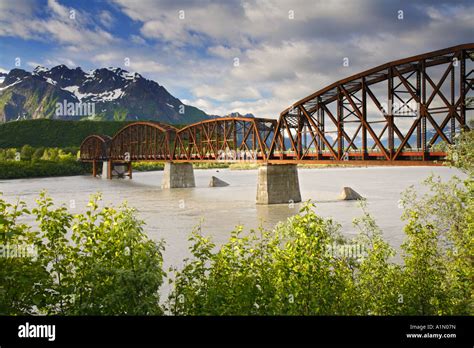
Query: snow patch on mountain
90,88,124,102
62,85,87,101
0,79,22,92
62,85,125,102
33,66,49,74
45,77,57,86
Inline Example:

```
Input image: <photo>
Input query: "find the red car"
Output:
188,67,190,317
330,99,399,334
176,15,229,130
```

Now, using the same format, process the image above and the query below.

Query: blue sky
0,0,473,118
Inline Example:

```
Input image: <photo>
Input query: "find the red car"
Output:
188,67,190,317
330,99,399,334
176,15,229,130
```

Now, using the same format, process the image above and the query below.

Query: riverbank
0,160,416,179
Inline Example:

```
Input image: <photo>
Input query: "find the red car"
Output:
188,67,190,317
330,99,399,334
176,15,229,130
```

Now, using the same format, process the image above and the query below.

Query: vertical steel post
361,78,368,160
297,108,302,160
416,65,422,149
337,86,343,160
421,60,427,160
108,160,112,179
451,61,456,142
459,49,466,128
387,68,394,159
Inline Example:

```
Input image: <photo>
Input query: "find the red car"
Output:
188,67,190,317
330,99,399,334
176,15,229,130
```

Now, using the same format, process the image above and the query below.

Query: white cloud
193,84,262,102
99,10,115,29
27,57,77,69
0,0,117,51
130,34,147,45
128,59,168,73
1,0,473,120
47,0,69,17
207,45,241,59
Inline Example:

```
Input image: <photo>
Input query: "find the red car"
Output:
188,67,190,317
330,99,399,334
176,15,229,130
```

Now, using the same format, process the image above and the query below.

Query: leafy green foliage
352,204,402,315
0,196,49,314
0,192,165,315
132,161,165,172
394,127,474,315
0,145,85,179
446,127,474,175
167,203,398,315
113,107,128,121
20,145,34,161
168,192,472,315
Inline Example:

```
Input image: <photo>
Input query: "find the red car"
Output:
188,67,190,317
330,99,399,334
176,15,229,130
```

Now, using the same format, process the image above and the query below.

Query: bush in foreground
0,193,165,315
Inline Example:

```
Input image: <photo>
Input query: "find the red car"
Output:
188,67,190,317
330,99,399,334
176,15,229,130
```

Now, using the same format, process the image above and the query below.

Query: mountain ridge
0,65,210,124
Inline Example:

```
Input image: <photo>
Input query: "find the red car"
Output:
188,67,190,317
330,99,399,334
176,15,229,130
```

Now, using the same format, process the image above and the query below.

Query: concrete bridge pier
161,162,195,188
256,164,302,204
102,161,111,179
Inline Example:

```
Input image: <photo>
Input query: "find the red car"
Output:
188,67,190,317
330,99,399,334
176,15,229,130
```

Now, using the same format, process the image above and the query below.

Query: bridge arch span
109,121,177,161
269,43,473,163
174,117,280,161
79,134,111,161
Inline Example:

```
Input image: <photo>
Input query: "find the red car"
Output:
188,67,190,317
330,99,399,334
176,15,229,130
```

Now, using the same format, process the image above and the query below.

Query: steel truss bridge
80,44,473,169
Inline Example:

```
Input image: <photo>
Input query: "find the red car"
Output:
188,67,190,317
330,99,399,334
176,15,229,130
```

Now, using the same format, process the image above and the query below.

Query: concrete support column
256,164,301,204
128,162,132,179
102,161,111,179
161,162,195,188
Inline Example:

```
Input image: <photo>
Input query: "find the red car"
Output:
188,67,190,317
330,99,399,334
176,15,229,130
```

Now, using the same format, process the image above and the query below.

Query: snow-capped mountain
227,112,255,118
0,65,209,123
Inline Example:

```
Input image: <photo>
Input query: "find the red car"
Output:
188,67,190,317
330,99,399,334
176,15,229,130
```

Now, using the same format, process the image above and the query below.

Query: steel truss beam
80,44,472,166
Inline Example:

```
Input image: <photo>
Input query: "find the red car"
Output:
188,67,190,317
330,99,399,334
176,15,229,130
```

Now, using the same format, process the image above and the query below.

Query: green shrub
132,162,165,172
32,147,45,161
0,159,88,179
20,145,34,161
0,197,49,314
167,203,393,315
0,192,165,315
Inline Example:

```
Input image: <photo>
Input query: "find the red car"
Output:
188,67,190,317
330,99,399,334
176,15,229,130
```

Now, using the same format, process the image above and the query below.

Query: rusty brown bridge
80,44,473,204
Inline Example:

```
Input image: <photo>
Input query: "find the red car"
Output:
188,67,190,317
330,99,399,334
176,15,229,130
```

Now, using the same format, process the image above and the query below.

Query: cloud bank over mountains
0,0,472,118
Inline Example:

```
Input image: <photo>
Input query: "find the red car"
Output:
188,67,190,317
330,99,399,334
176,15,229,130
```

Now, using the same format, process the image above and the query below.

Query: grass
229,162,259,170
